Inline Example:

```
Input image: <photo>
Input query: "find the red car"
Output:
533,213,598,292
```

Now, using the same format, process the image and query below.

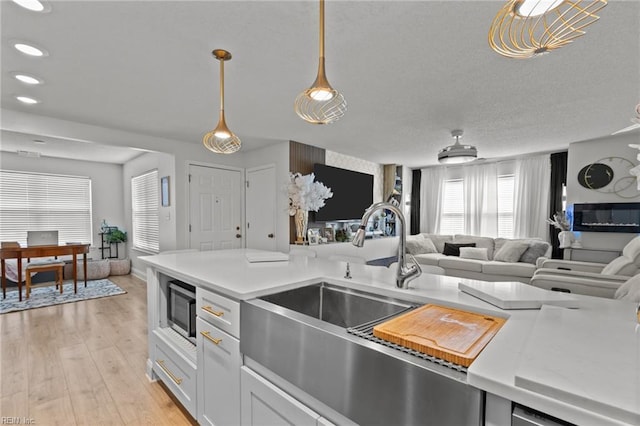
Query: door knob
268,234,274,238
236,234,242,238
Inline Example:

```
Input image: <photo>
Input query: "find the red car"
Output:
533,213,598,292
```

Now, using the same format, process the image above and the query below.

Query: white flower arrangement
287,172,333,215
547,211,571,231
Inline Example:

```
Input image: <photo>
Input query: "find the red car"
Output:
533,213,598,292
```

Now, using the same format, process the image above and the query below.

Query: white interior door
189,164,243,251
246,165,277,251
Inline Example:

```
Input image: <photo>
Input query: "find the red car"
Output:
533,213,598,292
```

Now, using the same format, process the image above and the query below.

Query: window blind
497,175,515,238
131,170,159,253
0,170,92,245
440,179,464,235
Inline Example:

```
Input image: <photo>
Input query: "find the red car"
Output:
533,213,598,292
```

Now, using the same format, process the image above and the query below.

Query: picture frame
307,228,320,245
161,176,170,207
323,227,335,242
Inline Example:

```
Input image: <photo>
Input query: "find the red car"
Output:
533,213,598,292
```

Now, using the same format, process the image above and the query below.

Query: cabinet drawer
197,287,240,338
153,336,197,416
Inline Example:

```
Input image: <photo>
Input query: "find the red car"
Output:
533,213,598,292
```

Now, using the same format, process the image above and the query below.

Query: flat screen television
313,164,374,221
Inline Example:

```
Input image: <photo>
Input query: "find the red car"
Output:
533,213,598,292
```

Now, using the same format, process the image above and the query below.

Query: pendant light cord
219,58,225,113
319,0,325,59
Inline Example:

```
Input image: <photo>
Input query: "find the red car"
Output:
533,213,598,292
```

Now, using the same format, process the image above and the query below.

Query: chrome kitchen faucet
352,201,421,289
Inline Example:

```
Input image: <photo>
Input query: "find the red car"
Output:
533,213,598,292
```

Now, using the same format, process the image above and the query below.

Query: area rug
0,279,126,314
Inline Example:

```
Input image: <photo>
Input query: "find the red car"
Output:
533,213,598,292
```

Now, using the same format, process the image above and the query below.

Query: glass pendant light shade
294,0,346,124
488,0,607,59
203,49,241,154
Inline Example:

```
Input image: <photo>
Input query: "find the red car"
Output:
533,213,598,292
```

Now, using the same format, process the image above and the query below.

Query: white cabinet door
197,317,241,426
241,366,320,426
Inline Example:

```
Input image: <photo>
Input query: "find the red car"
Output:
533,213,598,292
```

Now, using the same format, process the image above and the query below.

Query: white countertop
140,249,640,425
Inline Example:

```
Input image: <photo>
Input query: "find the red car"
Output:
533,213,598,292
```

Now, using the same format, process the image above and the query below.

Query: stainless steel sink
259,281,414,328
242,281,484,426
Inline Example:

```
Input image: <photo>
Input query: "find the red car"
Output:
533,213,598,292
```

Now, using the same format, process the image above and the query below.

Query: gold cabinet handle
156,359,183,385
202,305,224,317
200,331,222,345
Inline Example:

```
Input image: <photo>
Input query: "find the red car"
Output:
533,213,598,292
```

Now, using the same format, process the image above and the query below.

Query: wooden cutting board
373,304,506,367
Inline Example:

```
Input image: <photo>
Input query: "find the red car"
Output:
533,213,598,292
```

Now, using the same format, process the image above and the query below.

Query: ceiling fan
611,103,640,135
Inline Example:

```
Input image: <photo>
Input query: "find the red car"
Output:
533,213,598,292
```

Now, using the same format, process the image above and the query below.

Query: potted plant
105,228,127,244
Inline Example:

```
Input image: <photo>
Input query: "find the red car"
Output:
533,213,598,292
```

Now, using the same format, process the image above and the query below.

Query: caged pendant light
489,0,608,59
203,49,241,154
294,0,346,124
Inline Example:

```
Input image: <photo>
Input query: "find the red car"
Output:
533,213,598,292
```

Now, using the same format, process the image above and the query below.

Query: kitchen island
140,249,639,426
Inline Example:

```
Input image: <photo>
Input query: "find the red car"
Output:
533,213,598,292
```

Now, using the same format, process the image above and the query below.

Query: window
0,170,92,245
439,175,515,238
131,170,159,253
440,179,464,235
497,175,515,238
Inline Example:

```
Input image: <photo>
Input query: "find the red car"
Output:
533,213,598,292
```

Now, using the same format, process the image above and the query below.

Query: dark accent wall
289,141,325,243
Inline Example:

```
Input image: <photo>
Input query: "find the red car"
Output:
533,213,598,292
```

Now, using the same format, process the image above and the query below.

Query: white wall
567,133,640,250
0,152,124,260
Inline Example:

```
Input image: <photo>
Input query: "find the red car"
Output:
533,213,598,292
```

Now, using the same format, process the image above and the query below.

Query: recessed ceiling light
11,0,47,12
14,73,42,85
14,42,46,57
16,96,39,104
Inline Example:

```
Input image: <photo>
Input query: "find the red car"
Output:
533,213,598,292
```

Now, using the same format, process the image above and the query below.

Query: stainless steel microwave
168,280,196,344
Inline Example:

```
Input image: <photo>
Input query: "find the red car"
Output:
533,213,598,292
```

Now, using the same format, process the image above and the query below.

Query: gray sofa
407,233,551,283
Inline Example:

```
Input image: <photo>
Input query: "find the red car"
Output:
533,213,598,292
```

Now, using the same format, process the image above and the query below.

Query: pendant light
489,0,607,59
203,49,241,154
294,0,346,124
438,130,477,164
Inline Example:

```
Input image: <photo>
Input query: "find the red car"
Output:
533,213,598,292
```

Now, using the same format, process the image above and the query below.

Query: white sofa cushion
614,273,640,301
494,241,529,263
421,234,453,253
406,234,437,255
622,236,640,267
601,257,638,276
459,247,489,261
438,257,484,273
453,235,496,259
414,253,446,266
482,261,536,278
519,242,551,264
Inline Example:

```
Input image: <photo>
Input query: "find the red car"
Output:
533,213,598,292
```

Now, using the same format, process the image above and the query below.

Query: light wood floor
0,274,198,426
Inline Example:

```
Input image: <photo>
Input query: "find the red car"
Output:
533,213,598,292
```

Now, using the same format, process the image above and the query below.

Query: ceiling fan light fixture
202,49,241,155
294,0,346,125
438,130,478,164
488,0,608,59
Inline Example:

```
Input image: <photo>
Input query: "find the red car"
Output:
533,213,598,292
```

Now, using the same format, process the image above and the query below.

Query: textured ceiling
1,1,639,166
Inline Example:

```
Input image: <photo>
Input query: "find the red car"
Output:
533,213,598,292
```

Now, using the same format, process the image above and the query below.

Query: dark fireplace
573,203,640,233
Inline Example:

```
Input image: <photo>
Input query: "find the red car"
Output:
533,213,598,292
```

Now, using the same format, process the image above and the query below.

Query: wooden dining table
0,242,90,302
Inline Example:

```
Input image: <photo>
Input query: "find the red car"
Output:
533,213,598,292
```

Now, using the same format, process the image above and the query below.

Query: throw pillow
443,242,476,257
614,273,640,301
494,241,529,263
519,242,550,264
406,235,437,255
459,247,489,261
